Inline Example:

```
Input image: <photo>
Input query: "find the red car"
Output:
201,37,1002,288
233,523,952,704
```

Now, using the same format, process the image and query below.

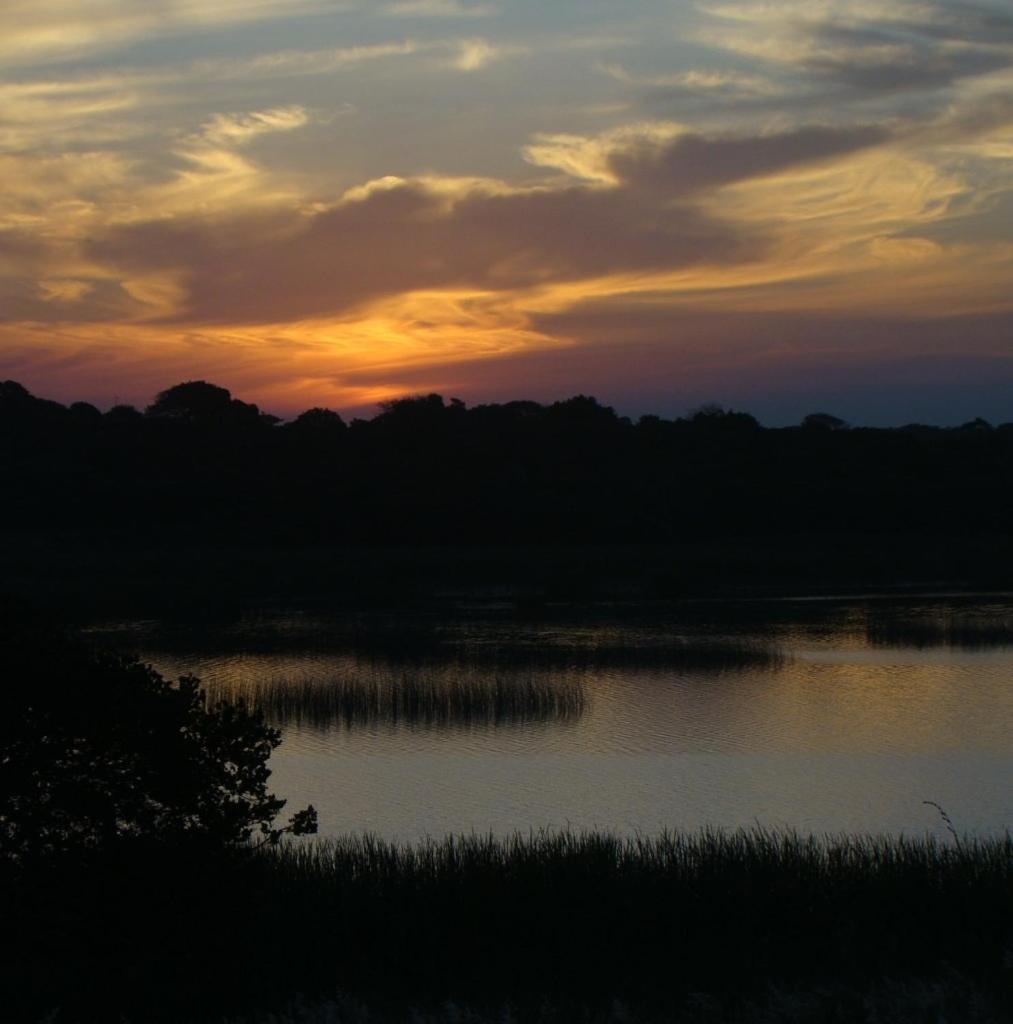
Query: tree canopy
0,630,315,865
145,379,268,425
2,378,1013,545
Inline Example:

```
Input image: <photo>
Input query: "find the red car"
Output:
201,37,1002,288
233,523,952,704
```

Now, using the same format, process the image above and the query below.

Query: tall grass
253,829,1013,1022
205,670,587,729
9,828,1012,1023
192,641,784,730
275,824,1013,875
865,611,1013,649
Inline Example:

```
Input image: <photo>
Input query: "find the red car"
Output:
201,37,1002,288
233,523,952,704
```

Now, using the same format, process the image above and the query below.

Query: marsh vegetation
6,589,1012,1021
864,609,1013,649
9,828,1012,1022
96,613,784,732
207,669,588,729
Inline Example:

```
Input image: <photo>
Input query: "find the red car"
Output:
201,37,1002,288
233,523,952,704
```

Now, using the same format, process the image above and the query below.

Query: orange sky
2,0,1012,422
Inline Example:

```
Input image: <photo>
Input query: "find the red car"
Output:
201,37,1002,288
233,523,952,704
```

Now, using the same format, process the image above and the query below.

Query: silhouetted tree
146,380,265,426
104,402,143,424
0,380,32,407
690,403,760,434
691,402,727,420
960,417,992,433
802,412,849,431
548,394,618,426
147,380,233,419
287,406,347,440
0,632,315,866
69,401,101,427
0,380,67,428
374,393,462,432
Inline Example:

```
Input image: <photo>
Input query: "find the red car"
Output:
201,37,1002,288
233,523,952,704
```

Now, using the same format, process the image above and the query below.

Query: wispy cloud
452,38,502,70
384,0,497,17
79,115,974,329
601,64,785,98
524,123,683,183
0,76,145,152
38,278,94,302
183,35,518,80
699,0,1013,95
196,106,310,146
4,98,1007,329
0,0,344,66
194,40,426,80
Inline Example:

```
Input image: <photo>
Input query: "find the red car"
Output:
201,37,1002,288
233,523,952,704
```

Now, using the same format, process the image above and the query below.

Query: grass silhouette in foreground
9,829,1012,1022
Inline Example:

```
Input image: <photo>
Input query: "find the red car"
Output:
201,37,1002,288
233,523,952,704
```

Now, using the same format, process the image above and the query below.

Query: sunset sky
2,0,1012,423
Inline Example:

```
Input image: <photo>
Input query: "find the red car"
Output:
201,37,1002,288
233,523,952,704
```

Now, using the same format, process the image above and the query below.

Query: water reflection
87,597,1013,839
94,614,785,732
207,661,587,731
92,613,786,667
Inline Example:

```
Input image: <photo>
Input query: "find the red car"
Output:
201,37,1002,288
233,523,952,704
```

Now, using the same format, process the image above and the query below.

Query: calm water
91,597,1013,840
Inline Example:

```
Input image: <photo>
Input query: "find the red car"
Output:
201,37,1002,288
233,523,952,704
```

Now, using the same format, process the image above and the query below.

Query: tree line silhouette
3,378,1012,544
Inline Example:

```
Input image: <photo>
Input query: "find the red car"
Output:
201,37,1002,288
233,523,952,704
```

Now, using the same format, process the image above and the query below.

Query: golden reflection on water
122,600,1013,839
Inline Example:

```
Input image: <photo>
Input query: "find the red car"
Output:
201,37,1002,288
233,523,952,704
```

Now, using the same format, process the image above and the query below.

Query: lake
89,595,1013,841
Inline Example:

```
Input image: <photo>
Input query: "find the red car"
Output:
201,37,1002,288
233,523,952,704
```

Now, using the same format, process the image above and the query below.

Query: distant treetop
289,407,347,437
147,380,233,419
146,380,266,425
802,412,850,431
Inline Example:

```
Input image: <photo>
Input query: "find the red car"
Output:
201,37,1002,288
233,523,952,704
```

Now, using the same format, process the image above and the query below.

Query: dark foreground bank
7,534,1013,625
6,830,1012,1023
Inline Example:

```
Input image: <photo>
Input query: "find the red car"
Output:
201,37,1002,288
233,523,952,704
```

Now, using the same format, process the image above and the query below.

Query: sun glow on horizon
1,0,1012,422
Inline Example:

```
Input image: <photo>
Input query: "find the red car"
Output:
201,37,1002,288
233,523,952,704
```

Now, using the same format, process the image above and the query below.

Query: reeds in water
205,668,587,729
97,614,787,674
866,610,1013,649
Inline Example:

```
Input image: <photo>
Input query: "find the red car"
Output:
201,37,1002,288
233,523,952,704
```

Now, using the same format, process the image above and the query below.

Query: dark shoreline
6,532,1013,622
